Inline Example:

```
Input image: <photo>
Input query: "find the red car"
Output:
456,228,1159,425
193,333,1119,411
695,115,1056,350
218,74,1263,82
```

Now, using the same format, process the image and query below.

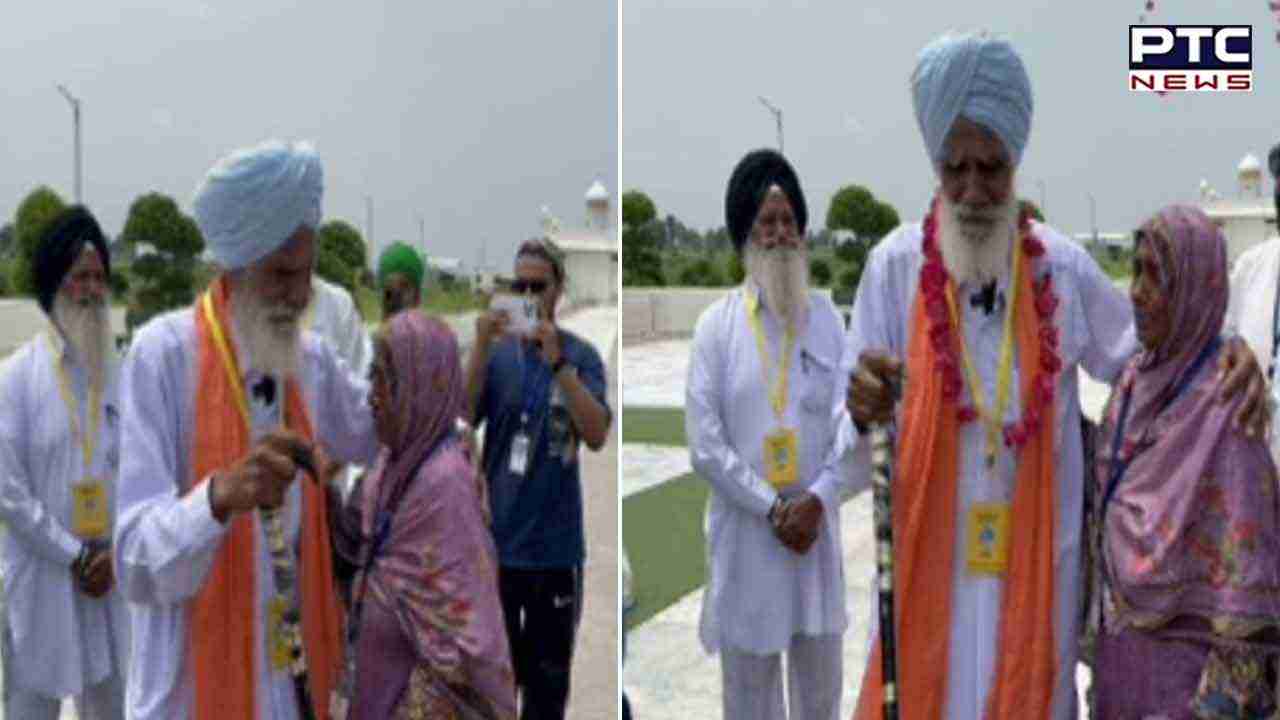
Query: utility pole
758,96,783,153
56,85,82,203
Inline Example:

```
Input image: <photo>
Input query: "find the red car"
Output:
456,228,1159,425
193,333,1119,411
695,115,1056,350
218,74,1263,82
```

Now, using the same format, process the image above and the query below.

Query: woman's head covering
193,139,323,270
911,31,1034,171
724,149,807,253
377,242,426,290
33,205,110,314
1096,204,1280,646
379,310,463,462
1133,204,1228,371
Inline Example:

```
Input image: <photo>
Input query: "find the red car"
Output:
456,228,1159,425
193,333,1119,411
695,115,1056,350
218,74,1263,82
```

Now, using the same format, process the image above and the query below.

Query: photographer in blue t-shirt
464,237,612,720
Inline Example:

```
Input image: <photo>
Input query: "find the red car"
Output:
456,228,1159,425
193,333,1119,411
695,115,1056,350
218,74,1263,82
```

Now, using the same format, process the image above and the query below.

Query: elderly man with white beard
114,140,378,720
0,206,129,719
845,32,1268,720
686,149,851,720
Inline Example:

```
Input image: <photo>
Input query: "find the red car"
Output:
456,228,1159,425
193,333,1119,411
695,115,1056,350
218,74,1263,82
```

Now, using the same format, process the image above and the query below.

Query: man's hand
475,309,512,352
209,430,312,523
848,350,904,427
533,318,563,367
771,494,823,554
76,546,113,598
1217,337,1270,438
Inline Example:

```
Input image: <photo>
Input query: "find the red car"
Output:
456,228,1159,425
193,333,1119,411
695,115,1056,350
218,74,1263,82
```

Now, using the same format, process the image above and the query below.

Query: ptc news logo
1129,25,1253,92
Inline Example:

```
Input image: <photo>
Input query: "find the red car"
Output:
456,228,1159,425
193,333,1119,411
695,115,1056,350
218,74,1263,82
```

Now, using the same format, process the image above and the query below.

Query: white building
542,180,619,307
1198,153,1277,263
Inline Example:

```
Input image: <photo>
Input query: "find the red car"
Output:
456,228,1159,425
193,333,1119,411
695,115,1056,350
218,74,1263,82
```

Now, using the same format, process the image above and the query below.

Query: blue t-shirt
478,330,610,569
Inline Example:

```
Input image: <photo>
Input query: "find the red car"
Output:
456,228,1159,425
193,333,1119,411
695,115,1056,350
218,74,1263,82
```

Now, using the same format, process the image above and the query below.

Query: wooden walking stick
870,369,903,720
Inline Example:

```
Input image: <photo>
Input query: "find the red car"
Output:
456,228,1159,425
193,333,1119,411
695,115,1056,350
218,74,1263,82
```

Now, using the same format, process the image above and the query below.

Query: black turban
33,205,110,314
724,148,807,253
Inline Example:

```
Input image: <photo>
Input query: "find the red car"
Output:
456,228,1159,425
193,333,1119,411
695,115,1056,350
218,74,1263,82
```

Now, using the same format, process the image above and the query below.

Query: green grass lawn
623,472,708,630
621,405,707,630
621,406,686,446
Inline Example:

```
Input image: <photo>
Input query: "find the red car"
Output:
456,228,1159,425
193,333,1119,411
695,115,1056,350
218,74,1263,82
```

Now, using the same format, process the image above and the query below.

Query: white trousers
2,618,125,720
721,633,843,720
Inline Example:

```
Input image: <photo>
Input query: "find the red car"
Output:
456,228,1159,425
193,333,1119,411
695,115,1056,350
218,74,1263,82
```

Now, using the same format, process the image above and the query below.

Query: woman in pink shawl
335,310,516,719
1085,205,1280,718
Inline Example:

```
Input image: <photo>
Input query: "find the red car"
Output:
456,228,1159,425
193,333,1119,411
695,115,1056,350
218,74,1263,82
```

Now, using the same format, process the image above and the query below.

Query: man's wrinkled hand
848,350,903,427
210,430,312,523
1217,337,1270,438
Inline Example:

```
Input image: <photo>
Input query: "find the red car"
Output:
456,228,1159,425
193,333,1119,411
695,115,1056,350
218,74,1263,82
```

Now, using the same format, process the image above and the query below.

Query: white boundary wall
622,288,838,343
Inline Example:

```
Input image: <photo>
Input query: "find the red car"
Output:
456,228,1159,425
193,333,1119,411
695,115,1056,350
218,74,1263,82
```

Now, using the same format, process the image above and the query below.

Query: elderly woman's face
369,338,400,447
1130,237,1173,351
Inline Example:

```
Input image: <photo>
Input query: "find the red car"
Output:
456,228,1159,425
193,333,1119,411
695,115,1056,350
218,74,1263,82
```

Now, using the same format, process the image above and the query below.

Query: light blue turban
193,139,323,270
911,32,1033,171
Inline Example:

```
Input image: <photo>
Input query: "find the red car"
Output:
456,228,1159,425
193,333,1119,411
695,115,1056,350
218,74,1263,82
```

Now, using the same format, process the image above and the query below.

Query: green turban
377,242,425,289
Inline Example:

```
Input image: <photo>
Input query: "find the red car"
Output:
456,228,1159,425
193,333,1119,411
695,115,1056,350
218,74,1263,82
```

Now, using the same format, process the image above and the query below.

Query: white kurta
843,222,1135,720
1226,236,1280,463
307,276,372,378
686,286,853,655
0,329,130,698
113,308,378,720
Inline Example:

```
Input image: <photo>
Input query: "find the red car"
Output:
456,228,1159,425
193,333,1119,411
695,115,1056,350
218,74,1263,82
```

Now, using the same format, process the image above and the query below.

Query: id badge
71,479,109,540
966,503,1011,575
764,427,799,490
509,432,531,476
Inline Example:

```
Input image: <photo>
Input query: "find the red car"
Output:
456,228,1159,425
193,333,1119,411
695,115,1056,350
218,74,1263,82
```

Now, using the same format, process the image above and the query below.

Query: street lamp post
758,96,783,153
56,85,82,203
1088,193,1098,246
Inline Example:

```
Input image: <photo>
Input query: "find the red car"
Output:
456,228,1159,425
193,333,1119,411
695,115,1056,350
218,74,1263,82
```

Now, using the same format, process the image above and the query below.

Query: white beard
230,289,305,380
937,195,1020,286
52,295,112,383
746,244,809,330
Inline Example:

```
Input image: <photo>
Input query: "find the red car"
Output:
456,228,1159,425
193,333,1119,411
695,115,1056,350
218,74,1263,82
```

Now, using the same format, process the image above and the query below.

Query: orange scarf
854,249,1058,720
189,277,344,720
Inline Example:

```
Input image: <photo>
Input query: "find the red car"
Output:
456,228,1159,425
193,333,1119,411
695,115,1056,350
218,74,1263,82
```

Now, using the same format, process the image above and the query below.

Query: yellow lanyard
744,287,796,421
50,334,102,471
944,235,1023,468
202,291,253,429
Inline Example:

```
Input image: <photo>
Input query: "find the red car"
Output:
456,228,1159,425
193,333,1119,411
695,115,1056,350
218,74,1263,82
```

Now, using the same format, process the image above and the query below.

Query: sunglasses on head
511,279,549,294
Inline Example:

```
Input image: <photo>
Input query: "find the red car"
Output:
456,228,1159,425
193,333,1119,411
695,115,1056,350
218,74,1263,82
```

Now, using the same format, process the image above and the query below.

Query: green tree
622,190,664,286
622,190,657,228
678,257,724,287
869,201,901,240
835,238,861,264
834,267,861,306
826,184,900,244
317,220,367,292
0,222,14,259
120,192,206,337
11,186,68,295
726,251,745,285
810,258,832,287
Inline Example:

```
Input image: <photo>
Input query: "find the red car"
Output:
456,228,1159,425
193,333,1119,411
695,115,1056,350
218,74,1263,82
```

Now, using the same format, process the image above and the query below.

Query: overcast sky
623,0,1280,237
0,0,616,270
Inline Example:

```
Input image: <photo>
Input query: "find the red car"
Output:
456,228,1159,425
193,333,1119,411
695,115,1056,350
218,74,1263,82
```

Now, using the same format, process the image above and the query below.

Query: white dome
1239,153,1262,174
585,180,609,203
